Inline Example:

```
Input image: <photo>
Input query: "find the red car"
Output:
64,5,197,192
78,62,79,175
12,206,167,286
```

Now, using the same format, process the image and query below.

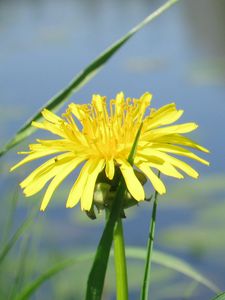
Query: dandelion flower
10,92,209,211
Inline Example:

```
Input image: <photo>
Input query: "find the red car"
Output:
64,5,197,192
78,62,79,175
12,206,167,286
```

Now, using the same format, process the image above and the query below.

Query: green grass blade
140,185,159,300
85,124,143,300
0,214,34,265
15,247,220,300
211,292,225,300
15,253,92,300
8,237,31,300
0,0,180,158
2,187,19,244
126,247,220,294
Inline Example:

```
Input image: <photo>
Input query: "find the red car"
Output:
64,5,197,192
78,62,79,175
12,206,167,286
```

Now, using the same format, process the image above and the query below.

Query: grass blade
8,237,31,300
15,253,92,300
0,0,180,157
141,186,159,300
126,247,220,294
15,246,220,300
2,187,19,243
0,213,35,265
211,292,225,300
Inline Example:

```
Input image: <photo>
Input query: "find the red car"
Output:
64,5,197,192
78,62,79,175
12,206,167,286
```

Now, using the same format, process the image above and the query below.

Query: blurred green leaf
15,253,91,300
211,292,225,300
15,246,219,300
0,214,34,265
0,0,179,158
126,247,220,294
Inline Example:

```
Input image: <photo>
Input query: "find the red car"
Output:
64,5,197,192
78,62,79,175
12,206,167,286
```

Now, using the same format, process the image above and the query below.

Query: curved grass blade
126,247,220,294
0,0,180,158
0,213,35,265
141,184,159,300
2,187,19,244
15,246,219,300
85,124,143,300
15,253,92,300
211,292,225,300
9,237,31,300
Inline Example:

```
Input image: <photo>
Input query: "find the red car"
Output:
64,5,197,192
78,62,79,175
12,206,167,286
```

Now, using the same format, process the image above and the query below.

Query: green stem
113,218,129,300
140,190,159,300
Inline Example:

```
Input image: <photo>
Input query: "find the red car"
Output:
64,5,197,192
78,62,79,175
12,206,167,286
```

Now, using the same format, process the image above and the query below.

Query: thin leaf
126,247,220,294
2,187,19,244
85,124,143,300
211,292,225,300
0,213,35,265
141,179,159,300
16,247,220,300
15,253,91,300
0,0,180,157
9,237,31,300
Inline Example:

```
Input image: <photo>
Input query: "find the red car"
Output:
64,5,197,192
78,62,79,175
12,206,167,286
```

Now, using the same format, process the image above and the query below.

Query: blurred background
0,0,225,299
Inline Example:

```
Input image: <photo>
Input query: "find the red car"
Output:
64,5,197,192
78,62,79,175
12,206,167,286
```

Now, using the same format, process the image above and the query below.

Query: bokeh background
0,0,225,299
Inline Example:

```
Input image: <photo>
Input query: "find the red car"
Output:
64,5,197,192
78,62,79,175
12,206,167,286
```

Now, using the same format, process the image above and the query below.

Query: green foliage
211,292,225,300
0,180,222,300
126,247,219,294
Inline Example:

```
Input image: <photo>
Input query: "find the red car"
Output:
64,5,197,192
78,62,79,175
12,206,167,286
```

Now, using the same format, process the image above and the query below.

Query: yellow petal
23,155,80,196
68,103,87,122
92,95,106,113
150,144,209,165
66,160,91,208
145,106,184,130
140,149,199,178
138,92,152,119
81,159,105,211
10,149,60,172
20,153,74,188
148,161,183,179
116,158,145,201
105,159,115,180
155,134,209,153
143,123,198,140
115,92,125,116
42,109,63,123
138,163,166,194
32,121,66,138
40,157,84,211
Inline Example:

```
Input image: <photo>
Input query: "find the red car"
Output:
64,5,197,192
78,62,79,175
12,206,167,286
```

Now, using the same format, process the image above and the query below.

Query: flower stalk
113,218,128,300
140,187,159,300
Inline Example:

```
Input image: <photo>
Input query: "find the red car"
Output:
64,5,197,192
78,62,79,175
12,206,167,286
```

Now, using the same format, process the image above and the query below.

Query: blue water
1,0,225,299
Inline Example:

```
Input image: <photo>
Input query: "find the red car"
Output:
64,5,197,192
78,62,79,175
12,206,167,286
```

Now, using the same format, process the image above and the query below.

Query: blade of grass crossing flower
0,0,180,157
85,123,143,300
128,123,143,165
211,292,225,300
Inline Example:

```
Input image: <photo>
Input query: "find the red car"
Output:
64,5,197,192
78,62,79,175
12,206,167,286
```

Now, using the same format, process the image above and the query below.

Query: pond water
1,0,225,299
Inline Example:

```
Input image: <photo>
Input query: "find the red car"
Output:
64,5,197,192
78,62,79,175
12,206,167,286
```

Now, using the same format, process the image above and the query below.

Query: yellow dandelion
10,92,209,212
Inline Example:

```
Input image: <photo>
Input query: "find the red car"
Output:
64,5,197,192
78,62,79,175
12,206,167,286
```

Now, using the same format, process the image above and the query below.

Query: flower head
11,92,209,211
